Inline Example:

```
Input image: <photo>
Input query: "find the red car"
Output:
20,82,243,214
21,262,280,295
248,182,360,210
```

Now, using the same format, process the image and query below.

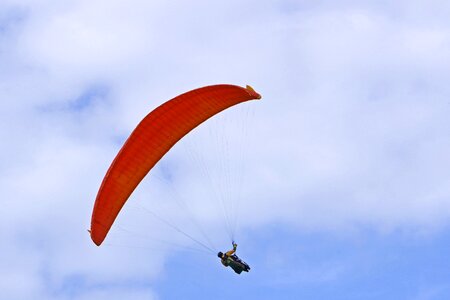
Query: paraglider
218,242,250,274
90,84,261,246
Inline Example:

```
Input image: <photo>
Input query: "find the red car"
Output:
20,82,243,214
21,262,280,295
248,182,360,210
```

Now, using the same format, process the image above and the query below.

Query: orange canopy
90,84,261,246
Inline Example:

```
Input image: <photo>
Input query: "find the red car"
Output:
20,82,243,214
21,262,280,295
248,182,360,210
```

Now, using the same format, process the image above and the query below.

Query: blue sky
1,1,450,299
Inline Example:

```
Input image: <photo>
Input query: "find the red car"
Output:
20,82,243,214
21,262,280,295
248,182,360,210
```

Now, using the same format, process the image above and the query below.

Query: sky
1,0,450,299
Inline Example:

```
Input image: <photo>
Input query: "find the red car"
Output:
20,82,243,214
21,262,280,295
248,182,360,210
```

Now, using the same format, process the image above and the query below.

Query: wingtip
88,229,102,246
245,85,262,99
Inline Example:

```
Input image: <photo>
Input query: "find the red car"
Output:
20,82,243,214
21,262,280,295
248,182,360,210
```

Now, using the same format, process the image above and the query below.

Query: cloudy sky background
1,0,450,299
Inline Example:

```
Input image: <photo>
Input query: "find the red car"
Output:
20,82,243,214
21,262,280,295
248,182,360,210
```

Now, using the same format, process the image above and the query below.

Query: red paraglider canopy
90,84,261,246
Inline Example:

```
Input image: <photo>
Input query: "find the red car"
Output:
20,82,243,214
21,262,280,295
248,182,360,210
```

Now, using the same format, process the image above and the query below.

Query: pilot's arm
225,243,237,257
